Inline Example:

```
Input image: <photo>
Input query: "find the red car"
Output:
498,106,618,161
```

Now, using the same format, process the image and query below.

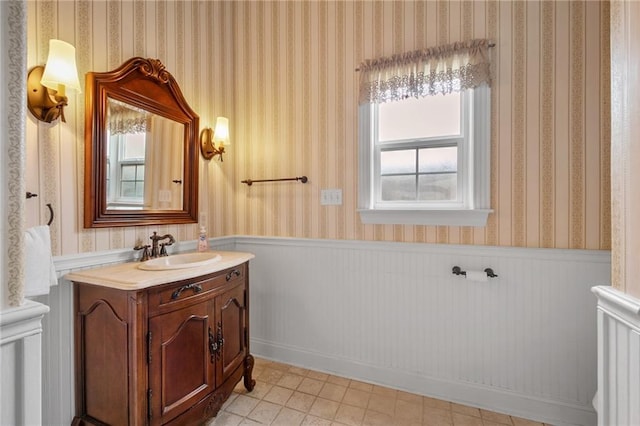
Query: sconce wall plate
27,65,68,123
200,127,226,161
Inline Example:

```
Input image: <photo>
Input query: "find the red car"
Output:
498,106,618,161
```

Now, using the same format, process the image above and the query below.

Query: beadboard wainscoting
37,236,608,425
592,286,640,425
235,237,611,426
0,300,49,425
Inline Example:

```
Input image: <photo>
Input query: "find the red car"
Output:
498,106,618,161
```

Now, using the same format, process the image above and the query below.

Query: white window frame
106,133,145,208
358,86,492,226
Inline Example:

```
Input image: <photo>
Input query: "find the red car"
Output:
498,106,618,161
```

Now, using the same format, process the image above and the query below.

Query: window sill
358,208,493,226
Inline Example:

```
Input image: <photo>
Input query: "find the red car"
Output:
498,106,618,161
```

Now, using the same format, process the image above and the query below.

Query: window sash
371,92,469,209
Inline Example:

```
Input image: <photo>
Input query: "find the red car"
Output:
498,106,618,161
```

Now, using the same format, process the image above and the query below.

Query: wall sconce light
27,39,82,123
200,117,230,161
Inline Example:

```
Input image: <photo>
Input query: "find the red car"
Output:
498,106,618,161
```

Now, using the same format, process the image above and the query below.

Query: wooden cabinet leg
243,354,256,391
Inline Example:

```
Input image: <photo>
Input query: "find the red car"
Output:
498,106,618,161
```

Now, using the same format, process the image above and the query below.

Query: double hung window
357,39,493,226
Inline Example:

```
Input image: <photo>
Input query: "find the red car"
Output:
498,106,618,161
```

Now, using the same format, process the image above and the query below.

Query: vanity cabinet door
148,300,215,425
216,281,247,387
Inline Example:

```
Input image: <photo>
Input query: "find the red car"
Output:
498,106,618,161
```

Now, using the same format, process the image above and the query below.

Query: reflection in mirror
106,98,184,211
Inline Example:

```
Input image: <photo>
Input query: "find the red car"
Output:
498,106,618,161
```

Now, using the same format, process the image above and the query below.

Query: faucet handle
159,243,169,257
134,244,151,262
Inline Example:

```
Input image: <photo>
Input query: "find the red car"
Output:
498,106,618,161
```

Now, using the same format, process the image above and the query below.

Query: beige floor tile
485,421,513,426
423,406,452,420
423,410,454,426
289,366,311,376
226,394,260,417
307,371,330,381
221,393,238,410
299,377,326,395
302,414,333,426
511,417,544,426
235,379,271,400
309,398,341,420
393,418,423,426
238,418,262,425
286,391,317,413
367,393,396,416
272,407,307,426
480,409,513,425
342,388,371,408
319,382,348,402
424,397,451,411
371,384,397,397
349,380,374,392
263,385,295,405
247,400,282,424
362,409,394,426
328,375,351,387
258,368,285,384
279,373,305,390
397,390,424,405
270,361,292,371
452,412,484,426
334,404,366,426
451,403,481,417
210,411,243,426
395,399,423,422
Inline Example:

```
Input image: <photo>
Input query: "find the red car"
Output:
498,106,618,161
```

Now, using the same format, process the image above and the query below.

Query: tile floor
209,358,551,426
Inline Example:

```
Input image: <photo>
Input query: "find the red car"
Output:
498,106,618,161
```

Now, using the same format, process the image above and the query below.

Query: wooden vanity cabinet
71,262,255,426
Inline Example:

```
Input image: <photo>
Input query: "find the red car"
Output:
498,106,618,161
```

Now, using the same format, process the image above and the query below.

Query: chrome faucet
134,232,175,261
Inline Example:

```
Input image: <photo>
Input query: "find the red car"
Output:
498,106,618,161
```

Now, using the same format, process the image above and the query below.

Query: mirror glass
105,98,184,211
84,57,199,228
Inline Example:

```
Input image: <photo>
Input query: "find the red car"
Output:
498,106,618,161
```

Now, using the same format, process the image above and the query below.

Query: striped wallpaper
25,0,610,255
229,0,611,250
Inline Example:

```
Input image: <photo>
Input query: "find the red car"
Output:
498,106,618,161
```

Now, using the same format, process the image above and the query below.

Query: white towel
24,225,58,297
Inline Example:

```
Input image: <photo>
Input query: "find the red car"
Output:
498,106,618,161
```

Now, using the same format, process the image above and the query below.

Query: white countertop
64,251,254,290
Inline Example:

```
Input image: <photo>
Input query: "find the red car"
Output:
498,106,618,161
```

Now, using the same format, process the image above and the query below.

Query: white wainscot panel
592,286,640,426
0,300,49,426
235,237,612,426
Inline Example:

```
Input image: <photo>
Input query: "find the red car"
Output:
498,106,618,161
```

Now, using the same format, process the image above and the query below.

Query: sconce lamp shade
40,39,82,95
200,116,230,161
27,39,81,123
213,117,230,146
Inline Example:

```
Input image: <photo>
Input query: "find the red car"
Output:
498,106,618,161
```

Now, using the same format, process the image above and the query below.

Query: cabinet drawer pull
226,269,241,281
171,283,202,300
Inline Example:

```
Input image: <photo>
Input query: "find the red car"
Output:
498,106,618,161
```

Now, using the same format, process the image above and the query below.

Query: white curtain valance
358,39,492,104
108,100,151,135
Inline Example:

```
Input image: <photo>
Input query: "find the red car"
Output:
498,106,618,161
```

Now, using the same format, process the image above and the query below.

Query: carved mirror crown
84,57,199,228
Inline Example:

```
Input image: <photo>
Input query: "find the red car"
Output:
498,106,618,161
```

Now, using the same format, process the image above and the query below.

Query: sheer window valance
108,99,152,135
358,39,492,105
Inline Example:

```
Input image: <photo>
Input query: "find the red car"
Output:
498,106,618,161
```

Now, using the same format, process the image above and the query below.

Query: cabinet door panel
217,283,246,385
149,301,214,425
78,300,129,426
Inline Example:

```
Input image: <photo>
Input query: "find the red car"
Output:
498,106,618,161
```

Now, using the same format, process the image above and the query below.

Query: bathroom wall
227,0,610,250
25,0,235,256
25,1,610,255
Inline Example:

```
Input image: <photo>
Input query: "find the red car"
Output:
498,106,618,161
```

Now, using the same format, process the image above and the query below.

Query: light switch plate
320,189,342,205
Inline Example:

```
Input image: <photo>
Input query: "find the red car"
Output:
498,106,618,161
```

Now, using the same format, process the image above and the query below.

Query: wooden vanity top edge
64,251,254,290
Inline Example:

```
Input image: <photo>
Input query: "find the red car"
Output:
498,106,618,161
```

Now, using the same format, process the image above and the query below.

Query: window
357,39,493,226
106,132,146,209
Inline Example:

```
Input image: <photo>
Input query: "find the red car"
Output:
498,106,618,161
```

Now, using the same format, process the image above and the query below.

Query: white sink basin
138,252,222,271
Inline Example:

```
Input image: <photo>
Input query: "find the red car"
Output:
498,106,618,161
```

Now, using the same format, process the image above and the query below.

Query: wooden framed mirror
84,57,199,227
